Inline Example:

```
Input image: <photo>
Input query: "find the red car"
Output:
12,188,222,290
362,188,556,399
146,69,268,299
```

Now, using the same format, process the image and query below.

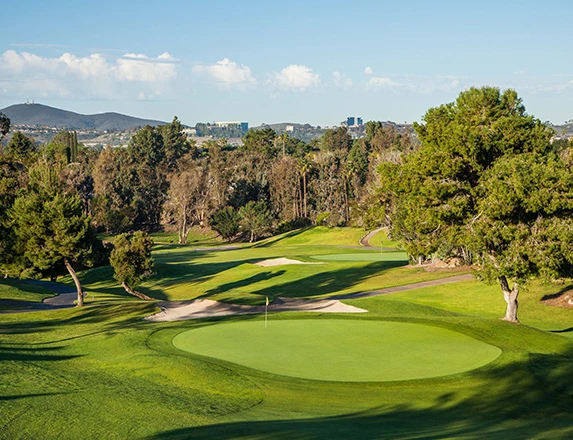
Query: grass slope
1,227,572,439
71,227,465,304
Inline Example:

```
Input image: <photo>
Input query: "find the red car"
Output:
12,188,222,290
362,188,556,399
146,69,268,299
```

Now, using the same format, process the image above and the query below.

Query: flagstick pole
265,301,268,329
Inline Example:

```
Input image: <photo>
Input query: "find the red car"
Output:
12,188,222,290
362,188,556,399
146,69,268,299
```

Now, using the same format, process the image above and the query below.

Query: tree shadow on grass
0,345,81,362
147,253,261,289
250,227,314,248
147,347,573,440
0,392,70,402
201,271,286,297
540,284,573,301
253,260,406,299
0,302,156,338
551,327,573,334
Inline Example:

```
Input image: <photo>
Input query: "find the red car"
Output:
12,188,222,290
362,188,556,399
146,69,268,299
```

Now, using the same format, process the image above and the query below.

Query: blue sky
1,0,572,126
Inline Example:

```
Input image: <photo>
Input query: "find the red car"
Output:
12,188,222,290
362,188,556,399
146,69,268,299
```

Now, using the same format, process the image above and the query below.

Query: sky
1,0,573,127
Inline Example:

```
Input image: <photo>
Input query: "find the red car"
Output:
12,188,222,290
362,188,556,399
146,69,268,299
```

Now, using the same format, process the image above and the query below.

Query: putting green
172,320,501,382
311,252,408,262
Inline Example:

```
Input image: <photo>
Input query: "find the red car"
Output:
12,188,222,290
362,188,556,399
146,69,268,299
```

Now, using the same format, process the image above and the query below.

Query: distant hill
0,103,167,131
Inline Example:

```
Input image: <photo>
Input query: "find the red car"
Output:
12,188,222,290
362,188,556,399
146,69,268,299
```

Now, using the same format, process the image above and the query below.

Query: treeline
0,113,417,287
1,116,417,245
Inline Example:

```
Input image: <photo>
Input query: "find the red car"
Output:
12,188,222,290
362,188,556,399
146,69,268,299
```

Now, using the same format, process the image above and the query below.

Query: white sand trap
254,257,321,267
144,297,366,322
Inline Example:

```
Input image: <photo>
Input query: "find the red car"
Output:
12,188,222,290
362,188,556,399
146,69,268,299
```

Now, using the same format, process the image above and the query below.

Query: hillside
0,103,167,131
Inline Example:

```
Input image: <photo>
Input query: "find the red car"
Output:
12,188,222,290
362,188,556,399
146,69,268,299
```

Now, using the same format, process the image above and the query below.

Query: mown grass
365,228,400,249
68,227,467,304
1,226,572,439
172,319,502,381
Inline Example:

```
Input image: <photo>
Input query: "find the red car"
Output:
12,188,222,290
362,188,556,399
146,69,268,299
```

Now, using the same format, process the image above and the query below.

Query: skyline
1,1,573,127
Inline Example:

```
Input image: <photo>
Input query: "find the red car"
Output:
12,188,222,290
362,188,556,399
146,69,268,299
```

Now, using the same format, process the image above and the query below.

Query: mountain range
0,103,167,131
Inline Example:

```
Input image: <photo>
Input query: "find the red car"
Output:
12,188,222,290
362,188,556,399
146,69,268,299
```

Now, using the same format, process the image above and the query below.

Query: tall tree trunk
303,173,307,217
179,203,187,244
343,183,349,224
121,281,152,300
498,275,519,323
64,259,84,307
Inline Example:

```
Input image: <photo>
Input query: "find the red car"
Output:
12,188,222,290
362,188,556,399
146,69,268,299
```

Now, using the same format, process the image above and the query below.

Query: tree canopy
109,231,154,300
10,161,93,305
379,86,571,322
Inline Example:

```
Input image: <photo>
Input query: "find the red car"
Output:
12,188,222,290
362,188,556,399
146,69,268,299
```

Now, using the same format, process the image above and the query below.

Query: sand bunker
254,258,320,267
144,297,366,322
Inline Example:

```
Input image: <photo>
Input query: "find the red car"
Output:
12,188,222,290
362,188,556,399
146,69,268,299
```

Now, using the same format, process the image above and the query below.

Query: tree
242,128,277,157
0,113,9,141
6,132,36,160
239,201,273,242
470,152,573,322
126,126,169,229
209,207,240,242
166,164,210,244
320,126,352,153
92,147,135,232
10,161,93,306
269,155,301,221
0,157,26,276
109,232,154,300
160,116,192,169
379,87,562,323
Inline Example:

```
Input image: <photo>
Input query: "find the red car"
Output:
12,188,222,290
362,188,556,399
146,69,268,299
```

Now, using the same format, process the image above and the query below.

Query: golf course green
172,319,501,381
2,227,572,438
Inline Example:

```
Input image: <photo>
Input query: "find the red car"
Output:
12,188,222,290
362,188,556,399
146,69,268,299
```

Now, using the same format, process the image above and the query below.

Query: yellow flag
266,296,269,306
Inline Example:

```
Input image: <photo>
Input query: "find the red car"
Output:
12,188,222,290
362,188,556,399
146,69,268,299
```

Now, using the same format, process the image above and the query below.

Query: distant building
285,125,295,132
346,117,363,127
213,121,249,132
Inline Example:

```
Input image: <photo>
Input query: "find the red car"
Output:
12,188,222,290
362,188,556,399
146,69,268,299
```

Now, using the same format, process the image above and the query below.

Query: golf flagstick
265,296,269,328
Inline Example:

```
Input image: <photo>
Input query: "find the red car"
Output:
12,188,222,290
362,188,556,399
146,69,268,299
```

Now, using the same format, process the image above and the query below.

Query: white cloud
367,77,401,88
59,53,111,80
0,50,177,100
272,65,321,91
0,50,176,82
366,74,464,93
116,53,176,82
364,66,373,75
332,71,352,90
192,58,255,88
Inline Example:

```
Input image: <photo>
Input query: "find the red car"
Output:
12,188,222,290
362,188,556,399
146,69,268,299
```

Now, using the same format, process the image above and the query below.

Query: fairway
311,252,408,262
172,319,501,382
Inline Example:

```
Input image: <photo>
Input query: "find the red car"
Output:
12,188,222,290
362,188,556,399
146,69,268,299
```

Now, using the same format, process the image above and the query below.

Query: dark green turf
172,319,501,381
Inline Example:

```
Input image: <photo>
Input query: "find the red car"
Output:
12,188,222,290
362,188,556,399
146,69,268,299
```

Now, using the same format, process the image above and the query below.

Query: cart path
0,280,77,313
331,274,474,300
359,227,397,251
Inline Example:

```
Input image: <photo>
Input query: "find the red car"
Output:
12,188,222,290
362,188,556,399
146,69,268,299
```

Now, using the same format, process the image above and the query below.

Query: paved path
331,274,473,300
0,280,77,313
193,245,241,252
359,227,397,251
